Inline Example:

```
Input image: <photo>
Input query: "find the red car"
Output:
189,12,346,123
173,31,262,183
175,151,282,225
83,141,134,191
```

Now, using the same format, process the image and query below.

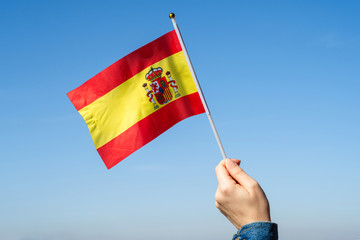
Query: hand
215,159,271,229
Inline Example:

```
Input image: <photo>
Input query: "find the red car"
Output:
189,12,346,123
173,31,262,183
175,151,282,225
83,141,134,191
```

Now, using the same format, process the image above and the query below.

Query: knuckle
215,191,227,205
214,190,222,202
249,180,260,189
220,183,233,195
233,167,244,176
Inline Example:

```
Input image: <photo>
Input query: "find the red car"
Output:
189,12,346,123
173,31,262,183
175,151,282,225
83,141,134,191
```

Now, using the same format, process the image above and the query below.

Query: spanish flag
67,30,205,169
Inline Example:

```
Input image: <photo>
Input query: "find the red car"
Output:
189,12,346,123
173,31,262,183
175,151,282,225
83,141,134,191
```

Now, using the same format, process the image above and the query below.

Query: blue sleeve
232,222,278,240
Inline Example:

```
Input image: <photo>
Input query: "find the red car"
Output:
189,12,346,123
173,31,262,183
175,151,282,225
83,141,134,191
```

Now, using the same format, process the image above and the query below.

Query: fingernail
226,158,236,167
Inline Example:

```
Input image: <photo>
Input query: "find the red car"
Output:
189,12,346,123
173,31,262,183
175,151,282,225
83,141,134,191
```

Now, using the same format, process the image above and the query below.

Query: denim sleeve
232,222,278,240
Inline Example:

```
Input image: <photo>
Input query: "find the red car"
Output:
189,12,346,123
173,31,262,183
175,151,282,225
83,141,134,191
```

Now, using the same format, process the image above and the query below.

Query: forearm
232,222,278,240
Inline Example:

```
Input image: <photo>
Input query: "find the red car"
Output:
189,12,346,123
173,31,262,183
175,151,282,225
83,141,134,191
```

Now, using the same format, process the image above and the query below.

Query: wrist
240,216,271,229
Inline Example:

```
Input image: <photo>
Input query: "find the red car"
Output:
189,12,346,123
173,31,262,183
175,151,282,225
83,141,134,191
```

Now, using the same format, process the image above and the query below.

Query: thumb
225,159,256,190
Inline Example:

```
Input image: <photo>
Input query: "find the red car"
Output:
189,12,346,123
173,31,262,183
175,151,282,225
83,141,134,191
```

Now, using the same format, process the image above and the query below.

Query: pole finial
169,13,175,19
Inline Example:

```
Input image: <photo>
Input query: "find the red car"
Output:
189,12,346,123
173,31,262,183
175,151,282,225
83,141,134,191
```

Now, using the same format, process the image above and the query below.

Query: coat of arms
142,67,181,110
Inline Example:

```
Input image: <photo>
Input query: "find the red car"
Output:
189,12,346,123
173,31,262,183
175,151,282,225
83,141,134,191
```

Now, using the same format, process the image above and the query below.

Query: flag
67,30,205,169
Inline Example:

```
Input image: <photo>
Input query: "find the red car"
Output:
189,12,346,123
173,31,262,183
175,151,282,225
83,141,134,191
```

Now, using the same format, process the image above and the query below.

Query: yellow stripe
79,51,198,149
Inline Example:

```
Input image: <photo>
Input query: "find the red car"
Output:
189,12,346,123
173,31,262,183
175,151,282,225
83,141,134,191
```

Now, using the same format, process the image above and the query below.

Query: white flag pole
169,13,227,160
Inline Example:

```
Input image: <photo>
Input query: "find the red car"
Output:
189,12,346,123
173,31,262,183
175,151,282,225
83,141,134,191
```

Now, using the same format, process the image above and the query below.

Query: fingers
225,159,258,190
231,158,241,166
215,160,236,187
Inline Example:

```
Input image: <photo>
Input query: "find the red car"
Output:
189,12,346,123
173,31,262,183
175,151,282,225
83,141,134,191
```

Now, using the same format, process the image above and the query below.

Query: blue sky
1,1,359,240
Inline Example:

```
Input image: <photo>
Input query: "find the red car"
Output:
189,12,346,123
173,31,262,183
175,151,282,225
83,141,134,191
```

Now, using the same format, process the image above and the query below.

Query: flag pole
169,13,228,160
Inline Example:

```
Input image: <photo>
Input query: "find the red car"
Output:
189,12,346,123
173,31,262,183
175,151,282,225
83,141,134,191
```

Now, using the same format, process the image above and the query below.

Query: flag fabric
67,30,205,169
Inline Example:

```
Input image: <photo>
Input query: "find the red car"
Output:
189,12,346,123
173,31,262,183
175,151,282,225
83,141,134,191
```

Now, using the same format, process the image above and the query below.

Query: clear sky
1,1,359,240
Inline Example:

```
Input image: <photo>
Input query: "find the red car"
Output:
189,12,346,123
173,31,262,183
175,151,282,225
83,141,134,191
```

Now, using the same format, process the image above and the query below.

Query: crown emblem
142,66,181,109
145,67,163,82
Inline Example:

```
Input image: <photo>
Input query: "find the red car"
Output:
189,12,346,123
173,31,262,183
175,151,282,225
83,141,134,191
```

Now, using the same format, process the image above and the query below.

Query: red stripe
97,93,205,169
67,30,182,111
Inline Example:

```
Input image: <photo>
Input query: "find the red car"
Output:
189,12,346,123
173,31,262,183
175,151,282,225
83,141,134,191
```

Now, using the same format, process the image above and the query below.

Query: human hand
215,159,271,229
